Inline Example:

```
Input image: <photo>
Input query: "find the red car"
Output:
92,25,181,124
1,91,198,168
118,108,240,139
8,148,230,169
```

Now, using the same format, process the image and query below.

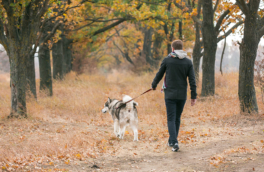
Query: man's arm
152,58,166,90
188,63,197,100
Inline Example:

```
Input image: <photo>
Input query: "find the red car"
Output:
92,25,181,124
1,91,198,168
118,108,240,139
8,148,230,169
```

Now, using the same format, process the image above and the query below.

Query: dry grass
0,71,264,171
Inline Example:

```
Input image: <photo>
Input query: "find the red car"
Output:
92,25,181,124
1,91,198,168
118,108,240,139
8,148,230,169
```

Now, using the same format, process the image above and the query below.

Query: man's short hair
171,40,183,50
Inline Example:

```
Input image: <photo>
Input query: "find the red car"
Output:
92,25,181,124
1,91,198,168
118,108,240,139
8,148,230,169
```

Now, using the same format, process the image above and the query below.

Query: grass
0,71,264,171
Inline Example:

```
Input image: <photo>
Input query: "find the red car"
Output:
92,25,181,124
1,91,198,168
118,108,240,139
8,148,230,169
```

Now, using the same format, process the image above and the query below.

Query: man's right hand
191,99,196,106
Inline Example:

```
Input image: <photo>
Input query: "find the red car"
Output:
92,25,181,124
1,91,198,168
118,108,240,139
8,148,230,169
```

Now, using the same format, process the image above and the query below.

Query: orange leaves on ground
179,130,197,144
75,154,82,160
101,139,107,144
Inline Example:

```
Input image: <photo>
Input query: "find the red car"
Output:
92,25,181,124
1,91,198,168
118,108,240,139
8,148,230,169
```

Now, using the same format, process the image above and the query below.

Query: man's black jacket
152,55,197,100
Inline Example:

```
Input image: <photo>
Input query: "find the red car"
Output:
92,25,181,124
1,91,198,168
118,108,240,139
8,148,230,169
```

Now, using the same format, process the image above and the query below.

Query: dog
102,95,139,141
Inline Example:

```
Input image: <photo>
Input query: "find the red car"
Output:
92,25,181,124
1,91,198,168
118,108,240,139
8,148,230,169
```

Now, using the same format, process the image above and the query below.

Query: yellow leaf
76,153,81,159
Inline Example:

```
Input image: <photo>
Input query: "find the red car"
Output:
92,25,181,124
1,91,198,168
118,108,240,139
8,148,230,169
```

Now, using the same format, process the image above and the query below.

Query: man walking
151,40,197,152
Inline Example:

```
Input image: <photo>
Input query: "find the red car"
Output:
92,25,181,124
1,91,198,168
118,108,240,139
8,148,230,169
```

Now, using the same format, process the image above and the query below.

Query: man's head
171,40,183,51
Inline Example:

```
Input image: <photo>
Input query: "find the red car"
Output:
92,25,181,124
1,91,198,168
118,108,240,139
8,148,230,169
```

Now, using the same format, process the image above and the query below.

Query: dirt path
42,132,263,172
93,134,264,172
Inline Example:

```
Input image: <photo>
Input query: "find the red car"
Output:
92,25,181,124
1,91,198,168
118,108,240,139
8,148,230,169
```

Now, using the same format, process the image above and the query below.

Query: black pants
165,99,186,144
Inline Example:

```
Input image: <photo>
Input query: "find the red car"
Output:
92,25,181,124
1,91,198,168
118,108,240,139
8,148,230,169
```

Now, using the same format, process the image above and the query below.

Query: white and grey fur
102,95,139,141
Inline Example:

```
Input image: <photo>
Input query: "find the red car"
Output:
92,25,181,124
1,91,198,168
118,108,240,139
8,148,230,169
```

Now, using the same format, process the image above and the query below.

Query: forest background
1,0,264,171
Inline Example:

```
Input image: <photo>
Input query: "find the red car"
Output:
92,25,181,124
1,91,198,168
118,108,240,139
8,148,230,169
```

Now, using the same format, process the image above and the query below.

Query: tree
0,0,76,117
174,0,243,92
52,31,64,80
201,1,243,96
0,0,52,117
236,0,264,113
26,49,37,99
192,0,202,84
66,1,195,70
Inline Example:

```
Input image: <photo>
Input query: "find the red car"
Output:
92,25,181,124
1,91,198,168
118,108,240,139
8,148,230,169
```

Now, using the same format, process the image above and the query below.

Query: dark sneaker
172,143,179,152
167,142,174,147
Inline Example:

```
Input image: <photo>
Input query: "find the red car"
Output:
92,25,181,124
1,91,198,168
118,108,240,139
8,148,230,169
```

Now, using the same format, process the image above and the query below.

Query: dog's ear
108,97,111,103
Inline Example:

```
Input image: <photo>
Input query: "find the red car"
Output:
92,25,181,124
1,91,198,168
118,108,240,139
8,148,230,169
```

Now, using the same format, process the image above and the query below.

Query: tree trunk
39,43,53,96
201,0,217,97
238,7,260,113
0,0,53,118
26,52,37,99
192,22,202,84
9,45,27,117
52,38,64,80
153,32,163,61
62,36,73,74
143,27,157,67
178,20,182,40
164,22,174,54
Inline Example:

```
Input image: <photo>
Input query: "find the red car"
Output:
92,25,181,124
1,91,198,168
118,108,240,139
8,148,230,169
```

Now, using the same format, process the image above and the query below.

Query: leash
116,88,153,109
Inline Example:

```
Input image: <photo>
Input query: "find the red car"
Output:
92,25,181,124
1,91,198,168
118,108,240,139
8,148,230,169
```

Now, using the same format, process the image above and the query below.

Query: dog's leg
131,121,139,141
119,123,126,139
114,119,119,137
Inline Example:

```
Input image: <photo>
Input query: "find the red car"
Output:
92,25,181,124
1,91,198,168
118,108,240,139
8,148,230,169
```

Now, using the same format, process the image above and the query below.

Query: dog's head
102,97,111,113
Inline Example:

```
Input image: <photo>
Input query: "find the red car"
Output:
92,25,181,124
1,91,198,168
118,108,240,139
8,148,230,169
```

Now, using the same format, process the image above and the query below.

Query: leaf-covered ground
0,71,264,172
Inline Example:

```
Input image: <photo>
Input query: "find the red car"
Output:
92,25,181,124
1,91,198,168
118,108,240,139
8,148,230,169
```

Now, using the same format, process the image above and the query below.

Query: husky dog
102,95,139,141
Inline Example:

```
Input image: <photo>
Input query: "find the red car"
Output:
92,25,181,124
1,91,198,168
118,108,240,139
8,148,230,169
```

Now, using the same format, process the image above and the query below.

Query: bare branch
192,16,202,25
85,18,127,22
66,21,96,32
213,0,220,13
137,0,166,6
105,27,125,42
215,9,230,32
236,0,249,15
89,3,142,36
220,30,227,75
113,41,134,65
217,20,243,42
29,22,61,57
36,0,50,20
92,18,128,36
42,22,62,44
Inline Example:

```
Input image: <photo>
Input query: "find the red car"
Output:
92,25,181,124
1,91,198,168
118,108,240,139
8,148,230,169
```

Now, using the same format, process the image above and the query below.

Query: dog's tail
122,95,135,110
